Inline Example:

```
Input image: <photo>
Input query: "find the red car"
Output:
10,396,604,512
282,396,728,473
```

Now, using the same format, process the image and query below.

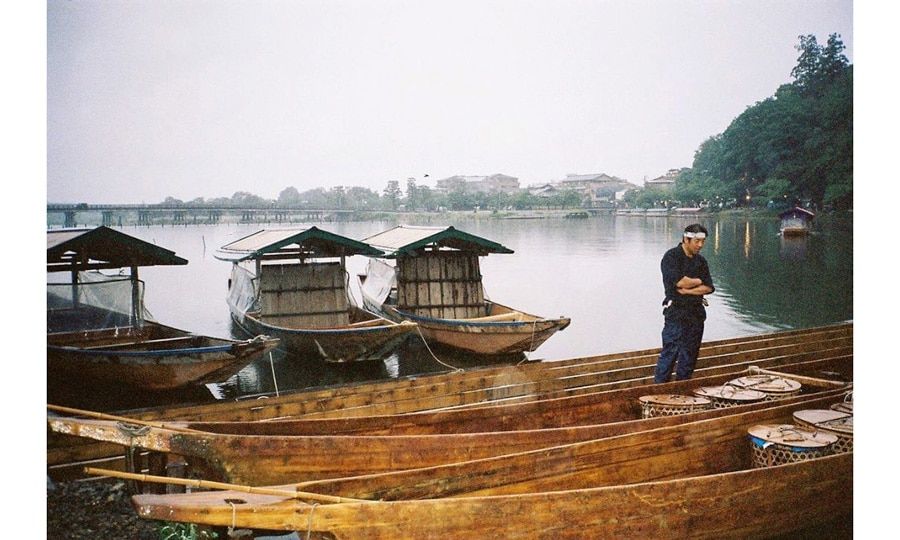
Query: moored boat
49,358,850,485
47,323,852,479
129,392,852,538
359,225,570,355
216,227,417,362
779,206,815,236
47,227,279,391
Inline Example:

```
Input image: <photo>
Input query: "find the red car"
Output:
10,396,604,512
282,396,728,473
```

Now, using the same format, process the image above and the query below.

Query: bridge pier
138,211,152,226
64,211,77,228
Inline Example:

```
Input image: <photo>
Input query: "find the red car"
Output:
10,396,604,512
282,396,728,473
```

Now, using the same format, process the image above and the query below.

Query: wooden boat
48,322,278,390
48,358,850,485
359,225,570,355
47,227,279,391
779,206,815,236
47,324,852,478
130,394,852,538
216,227,417,362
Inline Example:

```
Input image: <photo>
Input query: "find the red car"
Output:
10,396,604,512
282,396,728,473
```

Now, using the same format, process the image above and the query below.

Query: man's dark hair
683,223,708,236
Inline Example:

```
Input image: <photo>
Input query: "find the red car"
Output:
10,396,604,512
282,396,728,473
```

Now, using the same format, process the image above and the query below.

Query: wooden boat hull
131,397,853,538
48,357,850,485
47,324,852,479
232,306,416,362
378,301,571,355
133,453,851,539
781,226,810,236
46,322,279,390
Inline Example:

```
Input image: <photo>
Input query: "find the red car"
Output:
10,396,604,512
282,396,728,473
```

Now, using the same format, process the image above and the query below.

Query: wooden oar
747,366,850,389
47,404,202,434
84,467,371,504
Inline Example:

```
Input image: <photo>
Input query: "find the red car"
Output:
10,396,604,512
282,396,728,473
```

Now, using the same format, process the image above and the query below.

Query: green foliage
631,33,852,210
276,186,301,206
756,177,794,202
382,180,401,210
158,522,217,540
625,187,670,209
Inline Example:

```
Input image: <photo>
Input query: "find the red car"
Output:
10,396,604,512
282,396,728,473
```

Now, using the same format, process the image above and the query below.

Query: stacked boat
47,322,853,538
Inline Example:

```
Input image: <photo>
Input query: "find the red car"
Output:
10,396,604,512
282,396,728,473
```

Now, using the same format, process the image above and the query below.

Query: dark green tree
383,180,401,210
686,33,851,209
405,178,418,210
277,186,301,207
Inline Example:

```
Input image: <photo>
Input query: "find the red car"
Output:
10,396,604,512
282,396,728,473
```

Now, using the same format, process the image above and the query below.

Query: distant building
435,174,520,194
535,173,638,207
527,184,559,199
644,169,683,193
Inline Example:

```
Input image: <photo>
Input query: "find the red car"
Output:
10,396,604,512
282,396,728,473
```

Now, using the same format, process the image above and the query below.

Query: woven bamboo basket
727,374,802,401
793,409,854,453
693,385,767,409
747,424,838,468
637,394,712,419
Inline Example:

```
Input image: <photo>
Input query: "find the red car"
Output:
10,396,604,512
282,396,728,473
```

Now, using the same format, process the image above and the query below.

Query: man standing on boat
654,223,715,383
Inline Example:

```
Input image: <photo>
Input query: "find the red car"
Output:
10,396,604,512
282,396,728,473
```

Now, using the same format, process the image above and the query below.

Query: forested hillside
674,33,852,210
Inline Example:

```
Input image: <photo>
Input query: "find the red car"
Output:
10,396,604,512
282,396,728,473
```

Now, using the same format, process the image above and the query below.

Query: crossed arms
676,276,713,296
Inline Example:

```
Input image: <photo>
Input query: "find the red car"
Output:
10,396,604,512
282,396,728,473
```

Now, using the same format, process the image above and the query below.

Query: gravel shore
46,478,159,539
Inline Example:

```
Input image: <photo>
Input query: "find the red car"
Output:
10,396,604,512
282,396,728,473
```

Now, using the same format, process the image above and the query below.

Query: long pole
84,468,370,504
130,265,141,327
47,404,202,434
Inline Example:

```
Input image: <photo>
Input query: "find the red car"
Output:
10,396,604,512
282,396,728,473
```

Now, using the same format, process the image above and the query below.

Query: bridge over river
47,204,364,228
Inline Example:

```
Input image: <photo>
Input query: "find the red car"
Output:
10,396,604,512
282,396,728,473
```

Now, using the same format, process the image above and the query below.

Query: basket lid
693,385,767,402
729,375,802,393
638,394,711,407
793,409,854,435
747,424,839,448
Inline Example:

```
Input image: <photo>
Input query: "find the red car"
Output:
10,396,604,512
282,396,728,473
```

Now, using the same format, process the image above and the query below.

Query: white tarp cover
361,258,396,308
227,264,259,324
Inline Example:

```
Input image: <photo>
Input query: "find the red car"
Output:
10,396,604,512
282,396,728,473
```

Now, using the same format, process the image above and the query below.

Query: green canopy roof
47,226,188,273
361,225,514,258
215,227,385,262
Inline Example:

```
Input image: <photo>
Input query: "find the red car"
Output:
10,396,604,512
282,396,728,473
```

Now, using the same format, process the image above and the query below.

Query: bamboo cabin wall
397,252,486,319
259,262,349,328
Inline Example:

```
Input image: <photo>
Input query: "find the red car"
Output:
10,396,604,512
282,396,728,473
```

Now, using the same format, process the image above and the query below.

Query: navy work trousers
654,310,705,383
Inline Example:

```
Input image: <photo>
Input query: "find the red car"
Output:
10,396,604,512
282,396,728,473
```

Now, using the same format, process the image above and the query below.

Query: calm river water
48,213,853,409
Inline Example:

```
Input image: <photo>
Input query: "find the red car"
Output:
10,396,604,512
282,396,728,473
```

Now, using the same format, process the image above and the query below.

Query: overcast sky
46,0,852,204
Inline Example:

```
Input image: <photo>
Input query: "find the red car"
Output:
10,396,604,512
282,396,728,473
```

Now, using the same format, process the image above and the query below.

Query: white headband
684,232,707,239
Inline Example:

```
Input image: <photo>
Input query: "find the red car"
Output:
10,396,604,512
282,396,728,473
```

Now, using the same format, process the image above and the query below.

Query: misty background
46,0,853,204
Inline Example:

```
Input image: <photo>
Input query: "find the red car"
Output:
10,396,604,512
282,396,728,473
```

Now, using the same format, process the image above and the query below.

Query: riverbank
47,205,849,229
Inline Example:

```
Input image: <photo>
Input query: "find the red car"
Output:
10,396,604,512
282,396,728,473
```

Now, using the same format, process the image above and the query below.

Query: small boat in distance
359,225,570,356
216,227,416,363
47,227,279,391
779,206,815,236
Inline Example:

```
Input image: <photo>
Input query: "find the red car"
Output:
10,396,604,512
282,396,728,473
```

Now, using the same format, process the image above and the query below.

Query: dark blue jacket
660,243,714,311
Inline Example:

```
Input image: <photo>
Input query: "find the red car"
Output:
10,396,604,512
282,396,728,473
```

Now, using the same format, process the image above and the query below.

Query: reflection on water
779,234,809,260
744,221,752,259
47,214,852,410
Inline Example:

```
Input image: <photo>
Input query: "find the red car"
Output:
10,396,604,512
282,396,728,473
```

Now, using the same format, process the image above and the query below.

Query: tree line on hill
627,33,852,211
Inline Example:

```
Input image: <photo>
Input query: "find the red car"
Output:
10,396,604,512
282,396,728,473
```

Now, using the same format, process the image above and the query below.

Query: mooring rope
306,503,319,540
268,351,280,397
414,325,462,372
